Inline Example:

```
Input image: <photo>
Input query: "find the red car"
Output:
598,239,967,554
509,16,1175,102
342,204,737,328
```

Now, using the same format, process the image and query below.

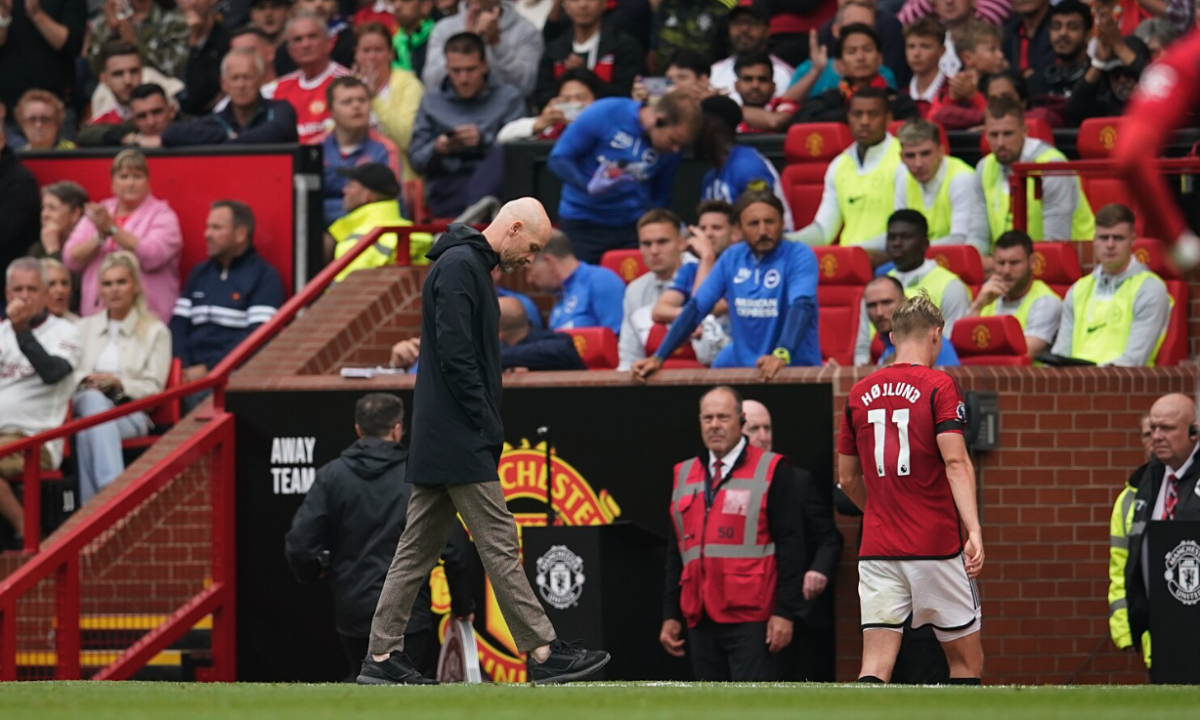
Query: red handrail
1008,157,1200,232
0,224,448,554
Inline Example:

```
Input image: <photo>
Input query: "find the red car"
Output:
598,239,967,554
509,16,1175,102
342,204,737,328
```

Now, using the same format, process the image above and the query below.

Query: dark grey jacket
284,436,475,636
408,224,505,485
407,76,525,182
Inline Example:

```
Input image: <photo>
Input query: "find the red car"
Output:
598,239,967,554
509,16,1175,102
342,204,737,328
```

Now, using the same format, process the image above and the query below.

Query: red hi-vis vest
670,444,780,628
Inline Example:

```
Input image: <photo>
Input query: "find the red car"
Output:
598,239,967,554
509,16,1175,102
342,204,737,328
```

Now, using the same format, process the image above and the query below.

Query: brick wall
229,267,1198,684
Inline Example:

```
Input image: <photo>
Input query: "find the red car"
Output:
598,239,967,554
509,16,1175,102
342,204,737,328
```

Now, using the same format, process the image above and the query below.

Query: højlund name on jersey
270,436,316,495
861,382,922,407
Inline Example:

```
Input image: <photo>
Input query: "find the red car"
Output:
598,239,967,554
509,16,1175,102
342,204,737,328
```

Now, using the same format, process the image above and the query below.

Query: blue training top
700,145,794,230
548,97,683,227
547,262,626,335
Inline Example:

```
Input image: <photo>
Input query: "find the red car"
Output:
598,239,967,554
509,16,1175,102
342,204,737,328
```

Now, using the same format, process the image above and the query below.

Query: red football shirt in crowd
273,62,353,145
838,363,966,559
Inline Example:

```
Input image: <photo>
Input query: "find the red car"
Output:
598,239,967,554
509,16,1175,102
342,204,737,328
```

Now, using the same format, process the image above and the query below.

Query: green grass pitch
2,682,1199,720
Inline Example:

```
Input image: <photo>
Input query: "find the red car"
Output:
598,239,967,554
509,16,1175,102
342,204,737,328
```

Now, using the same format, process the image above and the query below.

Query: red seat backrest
148,358,183,428
1029,242,1082,297
1133,238,1182,280
927,245,983,286
980,117,1054,155
1158,280,1189,367
888,119,950,153
600,249,647,285
818,286,864,365
782,123,853,229
645,322,700,364
562,327,619,369
950,316,1031,366
814,246,872,286
1077,117,1124,159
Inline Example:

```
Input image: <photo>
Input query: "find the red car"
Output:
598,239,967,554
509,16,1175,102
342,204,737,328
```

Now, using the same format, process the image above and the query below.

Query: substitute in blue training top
526,229,626,336
696,95,794,231
632,190,821,383
547,90,702,264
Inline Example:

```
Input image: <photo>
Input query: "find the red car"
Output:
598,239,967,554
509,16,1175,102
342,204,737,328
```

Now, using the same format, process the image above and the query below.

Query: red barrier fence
0,224,449,681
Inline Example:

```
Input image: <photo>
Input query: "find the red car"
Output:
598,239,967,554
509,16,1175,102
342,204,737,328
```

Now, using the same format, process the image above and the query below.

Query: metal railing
0,224,447,680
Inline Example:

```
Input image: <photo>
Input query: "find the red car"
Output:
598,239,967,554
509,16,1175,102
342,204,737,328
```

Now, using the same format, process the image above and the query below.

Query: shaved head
1149,393,1198,469
743,399,773,451
486,197,552,274
498,296,528,334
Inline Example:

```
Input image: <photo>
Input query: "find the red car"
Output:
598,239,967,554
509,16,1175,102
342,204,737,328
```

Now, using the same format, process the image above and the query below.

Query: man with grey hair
162,49,299,146
274,11,354,144
360,198,611,686
0,258,82,547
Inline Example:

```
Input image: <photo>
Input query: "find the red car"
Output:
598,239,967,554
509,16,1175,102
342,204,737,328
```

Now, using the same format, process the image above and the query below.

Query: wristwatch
0,14,12,28
772,348,791,365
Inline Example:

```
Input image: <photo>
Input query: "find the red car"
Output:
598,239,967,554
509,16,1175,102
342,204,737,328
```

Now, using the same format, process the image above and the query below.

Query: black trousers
339,630,431,681
891,623,950,684
557,219,639,265
688,619,781,682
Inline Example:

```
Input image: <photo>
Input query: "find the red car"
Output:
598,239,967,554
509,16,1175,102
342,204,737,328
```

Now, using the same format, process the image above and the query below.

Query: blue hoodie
548,98,682,227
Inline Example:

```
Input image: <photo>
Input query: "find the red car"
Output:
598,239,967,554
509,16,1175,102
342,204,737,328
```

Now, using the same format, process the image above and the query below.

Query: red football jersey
838,363,966,559
274,62,353,145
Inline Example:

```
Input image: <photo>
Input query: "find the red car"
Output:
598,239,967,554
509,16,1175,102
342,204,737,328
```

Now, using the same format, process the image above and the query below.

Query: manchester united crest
536,545,586,610
1165,540,1200,605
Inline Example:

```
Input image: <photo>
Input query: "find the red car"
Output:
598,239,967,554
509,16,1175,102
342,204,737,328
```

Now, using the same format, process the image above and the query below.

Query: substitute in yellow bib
966,231,1062,359
853,210,971,364
893,119,979,249
788,87,900,254
969,97,1095,253
1051,204,1170,366
324,163,432,283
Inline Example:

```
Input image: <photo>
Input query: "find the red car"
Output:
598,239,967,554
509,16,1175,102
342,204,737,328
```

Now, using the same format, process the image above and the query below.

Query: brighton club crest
1164,540,1200,605
535,545,585,610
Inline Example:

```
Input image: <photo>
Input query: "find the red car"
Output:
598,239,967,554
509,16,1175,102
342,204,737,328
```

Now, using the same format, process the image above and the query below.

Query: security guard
1124,393,1200,682
854,210,970,365
1109,414,1153,667
893,119,978,248
324,163,433,283
632,190,820,380
1051,204,1171,366
969,97,1095,250
660,386,805,681
789,87,901,253
967,231,1062,359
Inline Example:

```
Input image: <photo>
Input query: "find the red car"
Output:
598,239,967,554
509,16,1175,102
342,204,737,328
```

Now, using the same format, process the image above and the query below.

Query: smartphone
641,76,672,99
556,101,584,122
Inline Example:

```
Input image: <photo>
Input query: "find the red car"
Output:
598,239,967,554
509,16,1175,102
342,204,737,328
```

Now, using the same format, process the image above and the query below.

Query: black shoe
356,651,439,685
526,639,610,685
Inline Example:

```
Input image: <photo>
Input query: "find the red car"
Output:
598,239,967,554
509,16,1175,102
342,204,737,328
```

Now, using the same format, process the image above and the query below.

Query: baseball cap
337,163,400,198
701,95,743,134
729,0,769,23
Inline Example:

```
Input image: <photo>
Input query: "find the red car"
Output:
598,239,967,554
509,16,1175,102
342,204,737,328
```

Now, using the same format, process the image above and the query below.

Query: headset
739,414,747,427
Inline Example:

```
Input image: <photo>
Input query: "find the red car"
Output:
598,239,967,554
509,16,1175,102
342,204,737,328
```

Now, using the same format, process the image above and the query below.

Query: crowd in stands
0,0,1195,541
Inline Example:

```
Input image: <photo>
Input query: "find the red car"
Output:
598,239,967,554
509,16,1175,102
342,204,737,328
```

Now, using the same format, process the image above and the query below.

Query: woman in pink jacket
63,150,182,323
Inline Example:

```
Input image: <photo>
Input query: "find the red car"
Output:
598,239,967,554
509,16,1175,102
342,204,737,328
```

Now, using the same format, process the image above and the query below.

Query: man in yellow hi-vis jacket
1108,413,1153,666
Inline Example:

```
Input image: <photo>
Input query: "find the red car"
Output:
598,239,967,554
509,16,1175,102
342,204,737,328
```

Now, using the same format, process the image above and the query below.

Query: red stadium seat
122,359,183,451
979,117,1054,155
1130,239,1189,366
888,119,950,153
926,245,984,287
951,316,1031,366
1133,238,1182,280
562,328,619,369
813,247,871,365
645,323,703,369
1076,117,1131,214
1027,242,1082,297
600,249,648,285
781,123,853,229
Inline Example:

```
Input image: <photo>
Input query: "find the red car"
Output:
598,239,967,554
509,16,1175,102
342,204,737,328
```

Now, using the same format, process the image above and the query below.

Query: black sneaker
526,639,610,685
356,651,439,685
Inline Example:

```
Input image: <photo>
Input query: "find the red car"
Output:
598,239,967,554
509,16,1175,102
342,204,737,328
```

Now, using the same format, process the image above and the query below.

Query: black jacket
0,0,87,110
1003,14,1055,77
663,440,807,623
534,21,643,110
1125,451,1200,651
0,148,41,298
793,85,918,124
161,97,299,147
179,23,231,116
408,224,505,485
284,437,476,637
501,328,586,371
792,466,843,626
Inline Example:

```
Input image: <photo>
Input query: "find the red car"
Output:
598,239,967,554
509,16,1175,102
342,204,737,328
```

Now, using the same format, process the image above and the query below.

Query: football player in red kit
1114,29,1200,270
838,293,985,684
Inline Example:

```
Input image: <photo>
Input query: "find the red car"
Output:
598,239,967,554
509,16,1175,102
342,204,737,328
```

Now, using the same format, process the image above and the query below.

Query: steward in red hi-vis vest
670,442,784,627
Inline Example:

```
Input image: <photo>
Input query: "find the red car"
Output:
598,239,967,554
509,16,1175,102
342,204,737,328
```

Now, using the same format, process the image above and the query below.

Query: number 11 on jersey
868,408,911,477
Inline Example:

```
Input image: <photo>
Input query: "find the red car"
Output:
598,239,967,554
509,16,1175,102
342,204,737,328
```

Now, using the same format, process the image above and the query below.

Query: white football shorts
858,554,981,642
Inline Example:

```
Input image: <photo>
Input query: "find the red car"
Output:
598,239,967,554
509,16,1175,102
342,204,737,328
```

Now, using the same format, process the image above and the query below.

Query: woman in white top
73,252,171,506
